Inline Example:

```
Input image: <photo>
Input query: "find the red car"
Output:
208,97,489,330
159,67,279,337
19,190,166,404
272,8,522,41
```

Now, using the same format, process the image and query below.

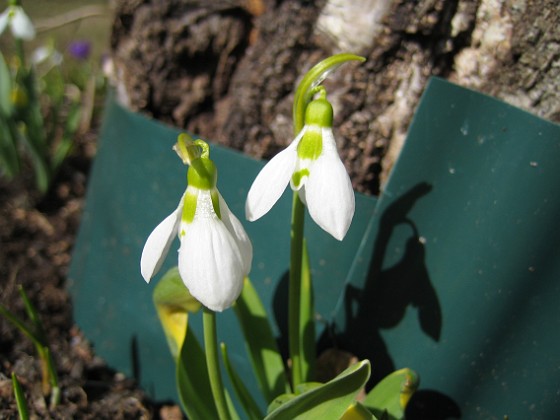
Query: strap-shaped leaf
340,402,377,420
12,373,29,420
176,323,220,419
0,115,21,178
265,360,371,419
153,267,201,359
221,343,264,420
362,368,419,420
233,277,290,402
0,50,13,117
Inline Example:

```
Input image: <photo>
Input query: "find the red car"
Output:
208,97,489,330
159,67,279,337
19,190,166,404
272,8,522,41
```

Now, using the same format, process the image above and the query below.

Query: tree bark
109,0,559,195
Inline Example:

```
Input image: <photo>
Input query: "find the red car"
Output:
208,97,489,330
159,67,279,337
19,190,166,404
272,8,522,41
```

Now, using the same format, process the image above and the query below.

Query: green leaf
51,102,81,171
19,285,47,344
225,391,242,420
292,53,365,134
1,287,59,407
0,303,42,350
153,267,201,359
362,368,419,420
233,277,290,402
11,373,29,420
0,50,13,117
265,360,371,420
341,402,377,420
17,68,51,193
221,343,264,420
0,116,20,177
176,323,220,420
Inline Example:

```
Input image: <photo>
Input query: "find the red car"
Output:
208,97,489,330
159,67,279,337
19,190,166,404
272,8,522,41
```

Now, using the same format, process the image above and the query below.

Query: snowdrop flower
246,90,355,241
32,44,63,72
0,2,35,40
141,136,252,312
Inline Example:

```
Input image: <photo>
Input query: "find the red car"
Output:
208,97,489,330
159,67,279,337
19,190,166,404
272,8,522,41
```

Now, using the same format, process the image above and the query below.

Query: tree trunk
109,0,559,195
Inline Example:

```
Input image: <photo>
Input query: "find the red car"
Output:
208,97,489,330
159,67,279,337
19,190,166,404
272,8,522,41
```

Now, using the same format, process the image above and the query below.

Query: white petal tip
244,206,259,222
141,271,152,284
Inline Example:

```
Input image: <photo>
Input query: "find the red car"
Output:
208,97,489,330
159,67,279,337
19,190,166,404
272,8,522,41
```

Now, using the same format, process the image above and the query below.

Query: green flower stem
293,53,365,134
289,191,306,388
288,54,365,389
203,308,231,420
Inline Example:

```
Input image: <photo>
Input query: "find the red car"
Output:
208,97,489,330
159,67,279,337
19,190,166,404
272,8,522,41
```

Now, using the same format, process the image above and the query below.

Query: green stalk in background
0,286,60,409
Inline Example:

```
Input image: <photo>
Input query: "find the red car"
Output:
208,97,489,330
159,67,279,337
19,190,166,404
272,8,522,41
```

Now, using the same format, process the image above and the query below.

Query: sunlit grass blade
362,368,419,420
0,287,60,408
19,286,47,343
0,304,39,347
265,360,371,419
18,286,60,408
233,277,290,401
221,343,264,420
11,373,29,420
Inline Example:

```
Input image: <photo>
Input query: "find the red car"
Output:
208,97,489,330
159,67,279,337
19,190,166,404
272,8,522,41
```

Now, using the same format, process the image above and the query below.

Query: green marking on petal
182,189,198,225
211,190,221,220
297,126,322,161
291,168,310,189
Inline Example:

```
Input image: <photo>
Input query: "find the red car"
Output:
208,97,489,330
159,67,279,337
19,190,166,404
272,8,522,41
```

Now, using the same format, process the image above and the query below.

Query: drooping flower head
0,1,35,40
141,135,252,312
245,88,355,241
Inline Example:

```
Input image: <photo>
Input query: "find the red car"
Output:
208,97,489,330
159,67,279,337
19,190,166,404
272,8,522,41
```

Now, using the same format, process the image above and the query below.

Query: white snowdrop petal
0,9,10,36
305,134,355,240
140,197,184,282
31,46,50,65
218,193,252,275
179,217,244,312
245,136,301,221
11,7,35,40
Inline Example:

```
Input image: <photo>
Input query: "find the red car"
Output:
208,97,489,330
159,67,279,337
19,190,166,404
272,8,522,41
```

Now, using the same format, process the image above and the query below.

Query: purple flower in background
68,40,91,60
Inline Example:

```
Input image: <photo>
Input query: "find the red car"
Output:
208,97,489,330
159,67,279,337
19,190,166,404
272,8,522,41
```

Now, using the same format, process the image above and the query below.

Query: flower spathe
0,3,35,40
245,91,355,241
141,137,252,312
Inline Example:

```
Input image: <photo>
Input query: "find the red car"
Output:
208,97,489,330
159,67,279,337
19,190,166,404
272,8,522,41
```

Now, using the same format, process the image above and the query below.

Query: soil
0,132,179,419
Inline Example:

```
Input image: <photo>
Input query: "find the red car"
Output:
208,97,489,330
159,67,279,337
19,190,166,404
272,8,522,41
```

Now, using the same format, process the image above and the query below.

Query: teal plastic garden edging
69,77,560,418
332,77,560,418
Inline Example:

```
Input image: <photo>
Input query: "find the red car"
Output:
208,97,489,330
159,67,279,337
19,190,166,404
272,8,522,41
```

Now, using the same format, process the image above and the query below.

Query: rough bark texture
109,0,559,195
